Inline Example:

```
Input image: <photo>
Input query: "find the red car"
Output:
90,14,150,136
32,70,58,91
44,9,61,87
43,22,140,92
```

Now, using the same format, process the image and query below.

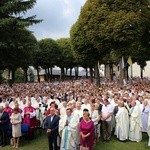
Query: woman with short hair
79,110,94,150
10,108,22,148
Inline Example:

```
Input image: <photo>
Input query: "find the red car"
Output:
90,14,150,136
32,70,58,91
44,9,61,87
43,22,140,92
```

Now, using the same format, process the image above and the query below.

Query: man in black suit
45,107,60,150
0,106,9,147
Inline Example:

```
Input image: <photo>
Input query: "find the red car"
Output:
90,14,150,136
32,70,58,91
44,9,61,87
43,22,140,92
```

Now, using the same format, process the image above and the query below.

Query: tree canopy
0,0,41,70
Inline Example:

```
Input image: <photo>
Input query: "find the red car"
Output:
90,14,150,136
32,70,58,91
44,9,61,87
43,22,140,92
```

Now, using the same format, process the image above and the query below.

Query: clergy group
0,77,150,149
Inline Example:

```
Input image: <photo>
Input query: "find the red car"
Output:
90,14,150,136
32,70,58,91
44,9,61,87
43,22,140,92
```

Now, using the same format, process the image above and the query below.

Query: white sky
27,0,86,40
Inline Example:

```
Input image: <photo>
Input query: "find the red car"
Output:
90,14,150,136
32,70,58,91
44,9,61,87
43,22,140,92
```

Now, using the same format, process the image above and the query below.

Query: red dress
79,119,94,150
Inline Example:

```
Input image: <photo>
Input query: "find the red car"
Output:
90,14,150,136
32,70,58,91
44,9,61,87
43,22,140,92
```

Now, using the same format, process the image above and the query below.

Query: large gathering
1,0,150,150
0,78,150,150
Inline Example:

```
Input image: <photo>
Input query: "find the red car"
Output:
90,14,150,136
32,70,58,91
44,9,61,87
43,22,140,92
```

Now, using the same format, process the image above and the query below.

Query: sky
27,0,86,40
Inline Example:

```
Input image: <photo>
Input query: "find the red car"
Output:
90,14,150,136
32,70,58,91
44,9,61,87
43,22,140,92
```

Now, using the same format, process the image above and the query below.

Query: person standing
79,109,94,150
22,101,36,137
129,100,142,142
115,102,129,141
45,107,60,150
59,108,78,150
0,106,9,147
90,103,99,144
141,100,150,132
10,108,22,148
101,99,113,141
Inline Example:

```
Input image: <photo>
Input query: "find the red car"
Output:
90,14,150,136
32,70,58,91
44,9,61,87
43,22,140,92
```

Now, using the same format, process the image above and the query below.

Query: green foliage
0,70,4,84
71,0,150,70
70,0,113,68
0,0,41,71
38,38,61,68
14,68,24,83
56,38,76,69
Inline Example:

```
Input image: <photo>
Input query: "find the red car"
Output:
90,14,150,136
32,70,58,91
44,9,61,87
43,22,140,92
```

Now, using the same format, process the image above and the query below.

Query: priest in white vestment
115,102,129,141
59,101,67,118
59,108,78,150
129,100,142,142
141,100,150,132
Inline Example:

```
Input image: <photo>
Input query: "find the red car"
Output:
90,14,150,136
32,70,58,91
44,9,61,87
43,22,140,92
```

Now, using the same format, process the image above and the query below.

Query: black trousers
48,134,58,150
0,128,7,145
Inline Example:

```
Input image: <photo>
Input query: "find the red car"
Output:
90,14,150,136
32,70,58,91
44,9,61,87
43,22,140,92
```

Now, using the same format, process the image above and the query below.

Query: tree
102,0,150,81
38,38,61,81
70,0,113,86
56,38,76,77
70,22,95,81
0,0,41,83
32,49,42,82
71,0,150,84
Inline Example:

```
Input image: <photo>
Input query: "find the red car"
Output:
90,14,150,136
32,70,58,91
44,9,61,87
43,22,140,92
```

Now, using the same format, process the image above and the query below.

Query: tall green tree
70,0,113,86
56,38,76,77
38,38,61,81
71,0,150,83
0,0,41,83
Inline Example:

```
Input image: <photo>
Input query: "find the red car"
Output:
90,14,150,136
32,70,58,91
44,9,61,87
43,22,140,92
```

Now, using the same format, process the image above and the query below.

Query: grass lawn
1,131,149,150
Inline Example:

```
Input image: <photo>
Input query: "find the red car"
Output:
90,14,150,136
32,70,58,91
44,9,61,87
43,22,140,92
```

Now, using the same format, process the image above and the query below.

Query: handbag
80,145,89,150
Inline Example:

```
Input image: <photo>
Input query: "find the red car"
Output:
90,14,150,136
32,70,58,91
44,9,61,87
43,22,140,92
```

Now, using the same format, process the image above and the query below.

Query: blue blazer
0,111,9,129
45,115,60,135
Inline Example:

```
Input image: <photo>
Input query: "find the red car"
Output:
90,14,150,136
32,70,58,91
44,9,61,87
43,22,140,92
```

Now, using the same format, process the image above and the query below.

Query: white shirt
102,104,113,121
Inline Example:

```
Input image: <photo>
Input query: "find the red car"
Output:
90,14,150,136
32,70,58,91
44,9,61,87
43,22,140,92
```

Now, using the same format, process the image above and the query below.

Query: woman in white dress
10,108,22,148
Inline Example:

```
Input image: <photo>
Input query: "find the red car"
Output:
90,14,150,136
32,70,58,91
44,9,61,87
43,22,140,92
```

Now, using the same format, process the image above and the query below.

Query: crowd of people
0,78,150,150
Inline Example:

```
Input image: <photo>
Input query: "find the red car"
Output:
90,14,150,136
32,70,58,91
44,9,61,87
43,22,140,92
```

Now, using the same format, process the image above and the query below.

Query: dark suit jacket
113,106,119,116
0,111,9,129
98,103,103,115
45,115,60,135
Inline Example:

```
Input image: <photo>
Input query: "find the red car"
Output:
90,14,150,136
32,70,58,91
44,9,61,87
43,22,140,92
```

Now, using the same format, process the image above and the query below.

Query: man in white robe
59,101,67,118
129,100,142,142
115,102,129,141
141,100,150,132
59,108,78,150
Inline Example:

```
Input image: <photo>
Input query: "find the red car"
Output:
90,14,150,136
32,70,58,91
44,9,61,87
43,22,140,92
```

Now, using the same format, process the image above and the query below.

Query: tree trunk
50,67,53,76
45,68,48,81
95,62,100,87
119,60,124,87
140,67,143,79
70,68,72,77
60,67,65,80
47,68,50,80
75,67,79,79
89,67,93,83
126,65,129,80
11,68,15,84
36,67,40,82
66,68,68,76
23,66,28,83
105,64,111,81
85,68,88,79
109,64,113,81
